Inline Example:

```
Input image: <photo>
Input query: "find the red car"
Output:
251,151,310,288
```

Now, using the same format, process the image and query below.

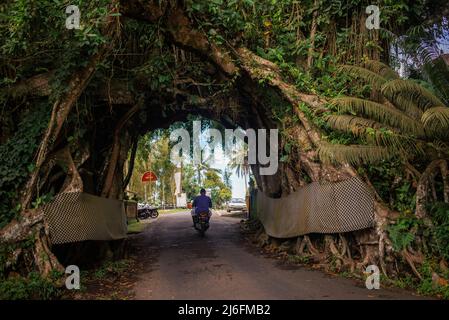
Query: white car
227,198,247,212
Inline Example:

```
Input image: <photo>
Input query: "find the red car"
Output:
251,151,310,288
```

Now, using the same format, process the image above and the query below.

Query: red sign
141,171,157,182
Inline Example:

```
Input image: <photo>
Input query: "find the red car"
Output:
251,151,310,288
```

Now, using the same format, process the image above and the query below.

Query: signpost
142,171,157,203
141,171,157,182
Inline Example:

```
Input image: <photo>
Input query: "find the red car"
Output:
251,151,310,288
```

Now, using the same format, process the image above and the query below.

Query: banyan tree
0,0,448,291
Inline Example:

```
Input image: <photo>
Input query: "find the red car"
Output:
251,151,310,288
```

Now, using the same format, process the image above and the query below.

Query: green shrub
417,260,449,299
430,202,449,260
0,103,50,228
0,272,61,300
388,215,419,251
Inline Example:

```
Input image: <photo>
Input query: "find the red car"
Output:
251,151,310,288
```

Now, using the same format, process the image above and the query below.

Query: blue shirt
193,194,212,214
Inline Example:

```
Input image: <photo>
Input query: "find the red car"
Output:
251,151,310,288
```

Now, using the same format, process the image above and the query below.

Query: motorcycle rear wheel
150,210,159,218
138,210,150,219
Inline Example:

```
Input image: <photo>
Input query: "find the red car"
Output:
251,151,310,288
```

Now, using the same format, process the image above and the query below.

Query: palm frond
326,115,423,155
422,56,449,105
331,97,425,136
326,114,385,136
360,60,399,80
421,106,449,135
338,65,387,90
318,143,392,165
381,79,446,111
417,43,441,65
386,95,423,120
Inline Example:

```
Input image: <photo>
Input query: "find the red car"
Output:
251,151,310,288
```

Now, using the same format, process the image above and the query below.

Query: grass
66,259,136,300
92,260,132,280
287,254,310,264
159,208,188,214
127,219,146,234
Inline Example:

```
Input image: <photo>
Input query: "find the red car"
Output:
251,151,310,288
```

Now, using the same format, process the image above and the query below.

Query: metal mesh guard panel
43,192,127,244
256,177,375,238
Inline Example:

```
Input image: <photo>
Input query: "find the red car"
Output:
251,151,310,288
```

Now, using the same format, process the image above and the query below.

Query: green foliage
358,161,415,213
92,259,131,280
416,260,449,299
391,258,449,299
0,237,35,278
287,254,310,264
203,170,232,207
0,0,447,295
430,202,449,261
319,143,392,166
0,272,61,300
127,219,145,234
182,164,201,201
1,0,114,88
323,62,449,166
388,214,419,251
0,103,50,227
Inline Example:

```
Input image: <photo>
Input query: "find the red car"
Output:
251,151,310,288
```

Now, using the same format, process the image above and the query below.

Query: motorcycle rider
191,188,212,226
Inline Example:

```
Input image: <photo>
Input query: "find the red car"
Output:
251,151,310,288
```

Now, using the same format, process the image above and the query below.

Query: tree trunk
20,8,119,210
123,136,139,191
307,0,319,70
101,101,142,198
416,160,446,219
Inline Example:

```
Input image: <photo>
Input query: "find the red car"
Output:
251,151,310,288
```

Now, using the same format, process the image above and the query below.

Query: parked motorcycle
193,211,210,237
137,203,159,220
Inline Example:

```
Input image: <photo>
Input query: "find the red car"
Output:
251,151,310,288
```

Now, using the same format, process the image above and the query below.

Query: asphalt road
131,211,423,300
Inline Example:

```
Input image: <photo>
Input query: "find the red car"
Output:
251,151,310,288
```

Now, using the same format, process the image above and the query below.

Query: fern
388,215,421,251
388,222,416,251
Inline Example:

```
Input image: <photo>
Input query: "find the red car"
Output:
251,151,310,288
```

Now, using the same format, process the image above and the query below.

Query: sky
205,147,246,199
180,125,248,199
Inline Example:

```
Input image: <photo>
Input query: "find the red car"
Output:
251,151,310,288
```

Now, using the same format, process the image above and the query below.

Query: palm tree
318,60,449,217
318,60,449,165
194,153,220,186
391,24,449,105
222,168,232,189
229,145,250,197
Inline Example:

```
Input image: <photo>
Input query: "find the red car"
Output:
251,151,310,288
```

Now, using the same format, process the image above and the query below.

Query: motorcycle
193,211,210,237
137,203,159,220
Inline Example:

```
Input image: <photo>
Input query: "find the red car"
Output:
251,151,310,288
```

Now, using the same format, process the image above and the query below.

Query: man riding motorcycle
191,188,212,226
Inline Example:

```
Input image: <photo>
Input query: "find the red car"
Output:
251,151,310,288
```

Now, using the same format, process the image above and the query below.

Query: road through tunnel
2,0,447,290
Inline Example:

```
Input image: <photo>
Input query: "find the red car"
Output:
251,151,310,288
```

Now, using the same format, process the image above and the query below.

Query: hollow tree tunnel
2,0,448,283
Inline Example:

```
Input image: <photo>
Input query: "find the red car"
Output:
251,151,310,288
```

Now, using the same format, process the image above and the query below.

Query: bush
0,272,61,300
388,214,419,251
417,260,449,300
430,202,449,261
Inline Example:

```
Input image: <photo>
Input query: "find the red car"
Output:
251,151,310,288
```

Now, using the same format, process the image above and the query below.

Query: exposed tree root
0,208,63,278
416,159,449,219
101,100,142,198
402,248,424,280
